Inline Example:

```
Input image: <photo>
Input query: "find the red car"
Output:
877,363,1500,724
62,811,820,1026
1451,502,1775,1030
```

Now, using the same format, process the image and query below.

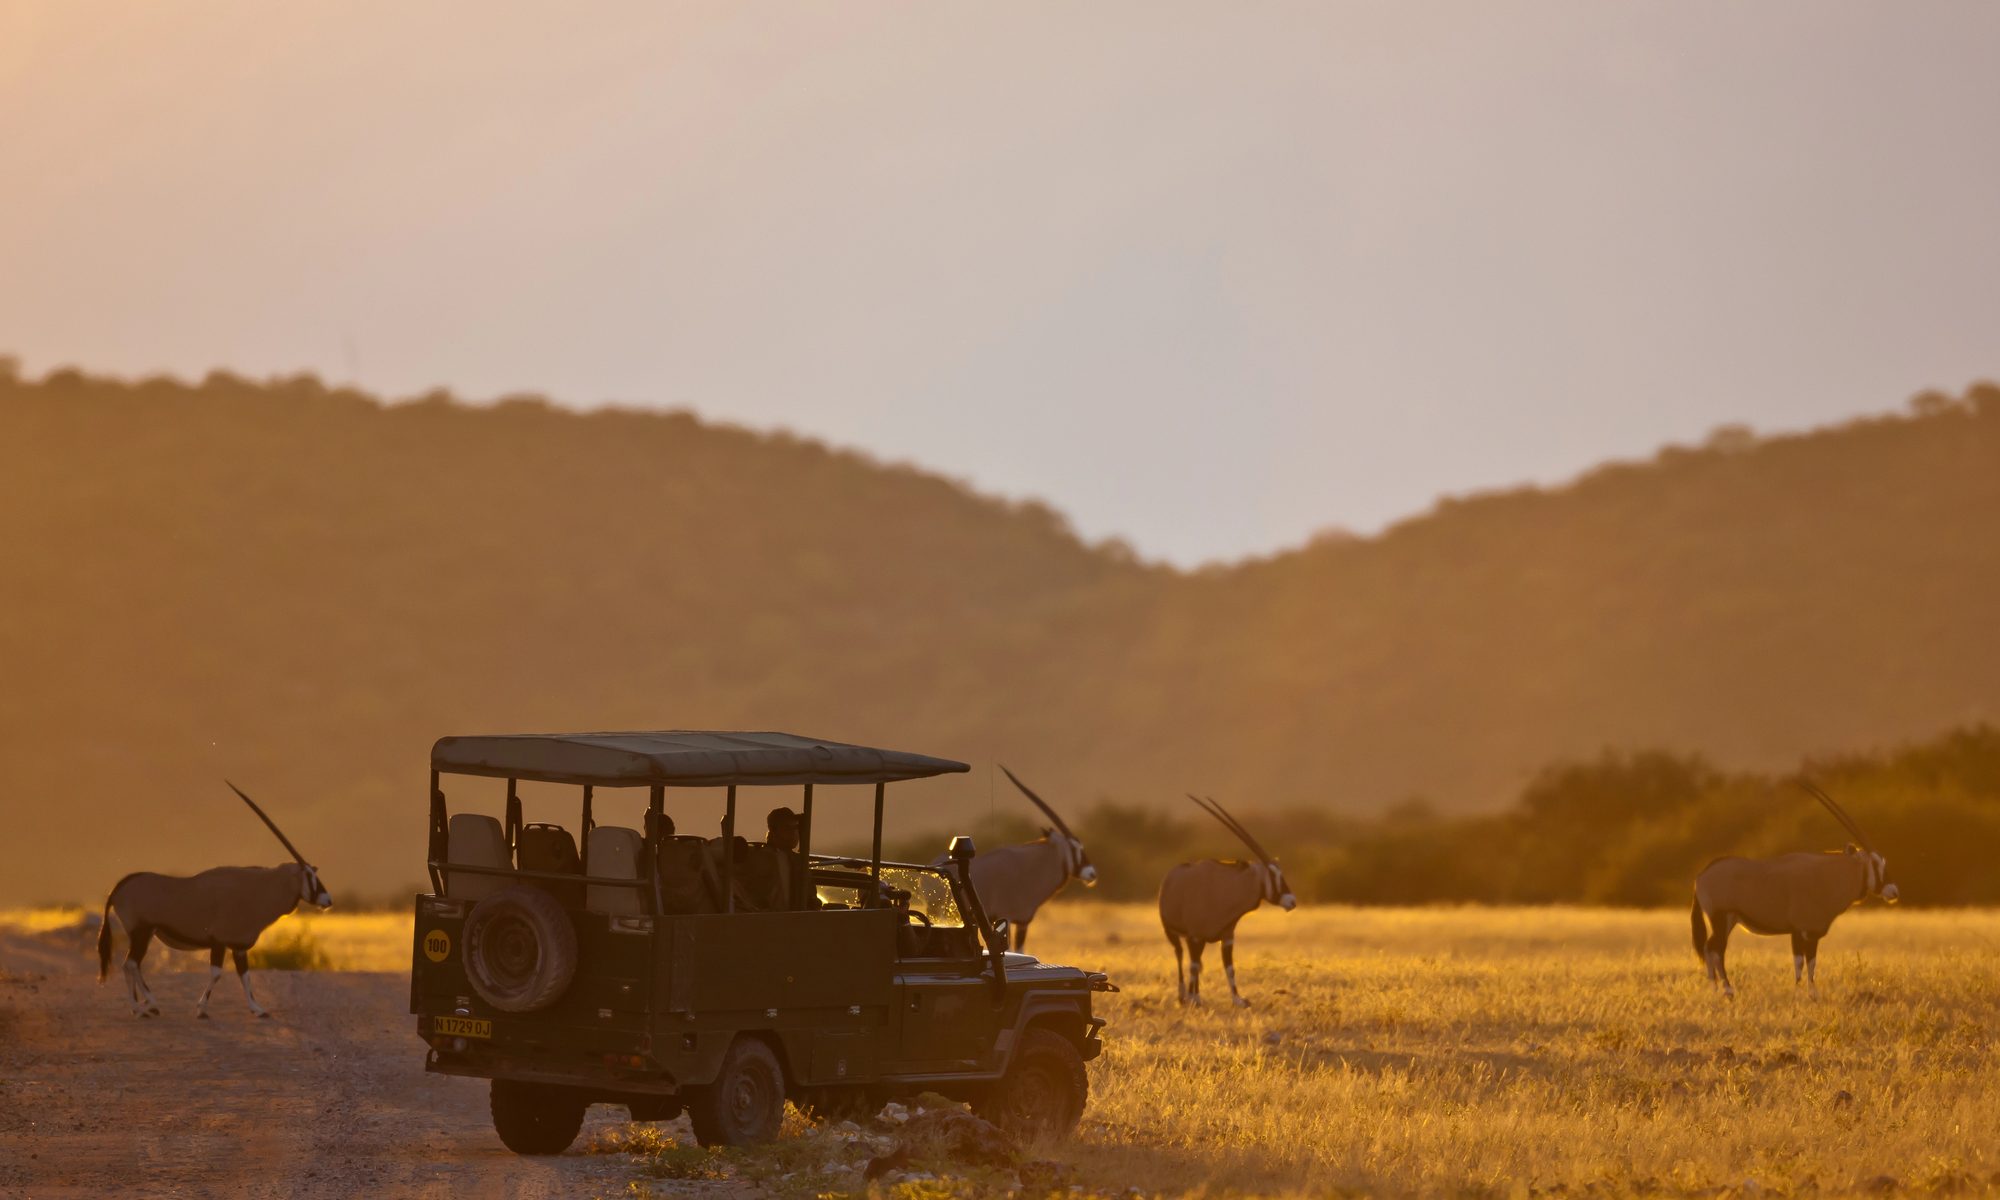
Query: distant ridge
3,363,1995,901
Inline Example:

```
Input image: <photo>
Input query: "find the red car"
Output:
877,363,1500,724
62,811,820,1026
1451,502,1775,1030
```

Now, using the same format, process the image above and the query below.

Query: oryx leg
1707,915,1737,999
1186,939,1207,1007
1805,932,1822,996
123,925,160,1017
232,947,269,1018
195,946,225,1018
1012,920,1031,953
1165,929,1187,1004
1790,931,1807,988
1221,927,1249,1008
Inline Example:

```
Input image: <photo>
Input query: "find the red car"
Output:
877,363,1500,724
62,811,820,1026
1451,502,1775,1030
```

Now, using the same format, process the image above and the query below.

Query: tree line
886,725,2000,906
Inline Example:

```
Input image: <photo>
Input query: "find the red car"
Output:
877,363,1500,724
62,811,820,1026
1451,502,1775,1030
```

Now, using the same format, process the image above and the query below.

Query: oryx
1158,794,1295,1008
96,782,333,1018
958,765,1096,952
1692,779,1898,998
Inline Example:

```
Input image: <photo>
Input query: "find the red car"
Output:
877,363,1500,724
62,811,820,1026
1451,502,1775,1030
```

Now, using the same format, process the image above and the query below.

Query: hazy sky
4,3,1997,565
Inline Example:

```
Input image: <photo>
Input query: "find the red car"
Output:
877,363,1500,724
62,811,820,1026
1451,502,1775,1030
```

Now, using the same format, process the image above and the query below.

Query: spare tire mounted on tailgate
463,884,578,1012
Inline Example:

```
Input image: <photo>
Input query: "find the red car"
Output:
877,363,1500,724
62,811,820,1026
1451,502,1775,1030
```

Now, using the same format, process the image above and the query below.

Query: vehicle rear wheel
463,885,578,1013
975,1027,1087,1139
490,1079,587,1155
686,1038,786,1147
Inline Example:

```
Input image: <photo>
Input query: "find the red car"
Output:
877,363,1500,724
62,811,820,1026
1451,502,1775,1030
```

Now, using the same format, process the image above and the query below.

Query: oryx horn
1798,778,1872,852
999,765,1076,839
226,780,308,865
1187,793,1272,863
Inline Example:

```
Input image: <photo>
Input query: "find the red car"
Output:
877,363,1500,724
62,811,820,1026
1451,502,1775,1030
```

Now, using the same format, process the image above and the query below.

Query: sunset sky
4,2,1997,565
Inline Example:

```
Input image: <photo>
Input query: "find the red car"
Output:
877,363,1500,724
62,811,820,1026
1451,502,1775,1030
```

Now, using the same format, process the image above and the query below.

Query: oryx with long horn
96,782,333,1018
957,765,1096,952
1158,794,1295,1008
1691,779,1898,998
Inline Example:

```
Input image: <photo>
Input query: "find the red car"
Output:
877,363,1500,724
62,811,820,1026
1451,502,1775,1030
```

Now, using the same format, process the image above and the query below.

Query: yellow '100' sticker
423,929,451,963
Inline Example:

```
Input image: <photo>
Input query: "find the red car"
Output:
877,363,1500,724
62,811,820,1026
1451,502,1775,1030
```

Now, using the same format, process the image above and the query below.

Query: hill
2,362,1995,901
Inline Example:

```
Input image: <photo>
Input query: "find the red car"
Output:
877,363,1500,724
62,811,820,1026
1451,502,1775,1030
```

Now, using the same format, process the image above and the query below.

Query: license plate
434,1015,492,1038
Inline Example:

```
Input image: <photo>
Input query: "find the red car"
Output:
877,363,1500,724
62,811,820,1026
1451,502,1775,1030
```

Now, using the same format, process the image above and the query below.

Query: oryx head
1845,845,1898,904
1189,794,1295,911
291,861,335,909
1804,779,1896,905
228,781,334,909
1000,765,1096,886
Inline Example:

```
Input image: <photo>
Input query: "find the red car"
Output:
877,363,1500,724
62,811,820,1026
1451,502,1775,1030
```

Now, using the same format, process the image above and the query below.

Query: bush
249,925,333,970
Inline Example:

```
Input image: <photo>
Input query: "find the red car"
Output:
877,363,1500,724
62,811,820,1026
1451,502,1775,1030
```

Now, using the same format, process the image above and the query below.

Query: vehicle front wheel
975,1027,1087,1139
686,1037,787,1147
490,1079,587,1155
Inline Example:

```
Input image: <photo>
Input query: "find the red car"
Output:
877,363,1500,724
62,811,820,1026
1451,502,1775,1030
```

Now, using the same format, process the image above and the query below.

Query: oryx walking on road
960,765,1096,952
97,782,333,1017
1159,794,1295,1008
1692,779,1898,998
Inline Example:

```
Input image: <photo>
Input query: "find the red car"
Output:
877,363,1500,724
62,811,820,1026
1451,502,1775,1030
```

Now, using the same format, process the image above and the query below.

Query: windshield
814,864,966,928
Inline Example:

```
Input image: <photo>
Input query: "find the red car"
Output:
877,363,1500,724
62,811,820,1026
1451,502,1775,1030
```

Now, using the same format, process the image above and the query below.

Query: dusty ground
0,925,662,1199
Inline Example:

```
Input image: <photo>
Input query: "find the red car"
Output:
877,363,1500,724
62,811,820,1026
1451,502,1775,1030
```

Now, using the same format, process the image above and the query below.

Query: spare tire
463,885,578,1012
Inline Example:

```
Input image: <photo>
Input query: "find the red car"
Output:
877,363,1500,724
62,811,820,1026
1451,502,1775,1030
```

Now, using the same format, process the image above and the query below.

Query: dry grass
0,905,96,934
1035,903,2000,1197
18,902,1993,1195
0,906,411,972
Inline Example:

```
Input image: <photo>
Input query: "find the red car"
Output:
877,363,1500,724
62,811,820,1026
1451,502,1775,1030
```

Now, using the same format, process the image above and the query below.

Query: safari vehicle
411,731,1112,1154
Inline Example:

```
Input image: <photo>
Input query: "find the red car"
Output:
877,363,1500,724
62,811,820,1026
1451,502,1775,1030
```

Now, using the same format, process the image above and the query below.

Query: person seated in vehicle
764,807,799,853
763,806,814,909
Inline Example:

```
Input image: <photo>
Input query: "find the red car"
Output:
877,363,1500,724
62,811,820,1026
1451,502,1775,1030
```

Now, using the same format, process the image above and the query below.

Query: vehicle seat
516,822,583,907
445,813,510,901
736,843,789,913
586,826,644,915
656,836,712,915
701,836,751,911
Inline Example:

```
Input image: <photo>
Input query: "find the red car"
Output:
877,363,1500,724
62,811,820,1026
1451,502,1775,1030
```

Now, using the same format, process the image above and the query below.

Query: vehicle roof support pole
722,785,737,914
648,784,666,915
797,783,813,910
504,779,521,851
580,785,594,875
427,770,446,895
870,781,885,888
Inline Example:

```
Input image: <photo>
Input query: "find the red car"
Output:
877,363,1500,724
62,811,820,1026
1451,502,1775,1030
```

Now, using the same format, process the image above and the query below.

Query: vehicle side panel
658,910,896,1014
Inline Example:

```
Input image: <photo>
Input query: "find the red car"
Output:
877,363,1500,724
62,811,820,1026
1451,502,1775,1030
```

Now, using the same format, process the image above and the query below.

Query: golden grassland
6,902,1995,1195
1050,904,2000,1197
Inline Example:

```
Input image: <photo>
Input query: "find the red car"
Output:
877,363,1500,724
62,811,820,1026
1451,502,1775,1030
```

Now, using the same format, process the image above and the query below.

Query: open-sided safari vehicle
412,731,1111,1154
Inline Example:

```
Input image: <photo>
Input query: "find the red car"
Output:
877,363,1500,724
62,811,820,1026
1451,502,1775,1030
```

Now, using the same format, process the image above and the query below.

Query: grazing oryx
96,783,333,1018
958,766,1096,952
1692,779,1898,998
1159,794,1295,1008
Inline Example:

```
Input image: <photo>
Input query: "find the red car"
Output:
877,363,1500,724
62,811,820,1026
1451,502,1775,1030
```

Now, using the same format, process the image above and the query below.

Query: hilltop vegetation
2,362,1996,901
890,724,2000,906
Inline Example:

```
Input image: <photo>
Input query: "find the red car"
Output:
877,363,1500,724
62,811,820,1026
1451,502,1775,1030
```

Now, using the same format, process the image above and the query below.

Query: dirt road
0,928,646,1199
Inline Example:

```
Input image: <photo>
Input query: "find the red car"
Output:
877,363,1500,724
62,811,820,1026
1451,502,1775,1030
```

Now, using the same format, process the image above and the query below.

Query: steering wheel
902,909,933,927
